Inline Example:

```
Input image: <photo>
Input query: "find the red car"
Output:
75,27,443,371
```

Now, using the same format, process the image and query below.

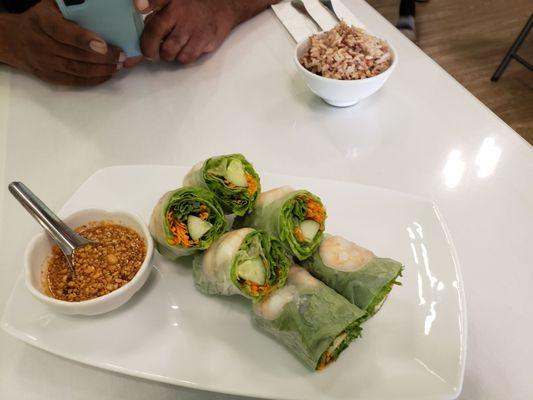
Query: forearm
232,0,280,24
0,13,18,67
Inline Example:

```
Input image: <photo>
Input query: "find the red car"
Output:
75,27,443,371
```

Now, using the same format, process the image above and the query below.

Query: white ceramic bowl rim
24,208,154,308
294,34,398,84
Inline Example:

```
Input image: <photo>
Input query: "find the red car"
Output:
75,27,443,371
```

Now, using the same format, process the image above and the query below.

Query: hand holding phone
56,0,144,57
1,0,128,86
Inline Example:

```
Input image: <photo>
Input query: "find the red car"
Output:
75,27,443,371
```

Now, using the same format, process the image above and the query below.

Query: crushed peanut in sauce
43,221,146,302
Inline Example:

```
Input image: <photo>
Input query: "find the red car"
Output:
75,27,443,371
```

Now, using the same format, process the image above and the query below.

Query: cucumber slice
187,215,213,241
237,258,266,285
327,332,347,355
300,220,320,242
225,159,248,187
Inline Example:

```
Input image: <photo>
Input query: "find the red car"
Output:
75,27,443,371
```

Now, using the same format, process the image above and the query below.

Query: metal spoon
8,182,95,273
319,0,341,21
291,0,321,30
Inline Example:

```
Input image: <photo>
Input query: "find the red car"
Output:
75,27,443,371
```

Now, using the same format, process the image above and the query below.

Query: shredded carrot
223,175,257,195
244,173,258,196
166,211,195,247
294,226,305,242
305,199,326,227
198,204,209,220
242,281,272,296
317,351,332,370
246,281,271,296
223,179,237,189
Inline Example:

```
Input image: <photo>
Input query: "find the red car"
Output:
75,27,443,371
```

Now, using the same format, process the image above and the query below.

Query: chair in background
491,13,532,81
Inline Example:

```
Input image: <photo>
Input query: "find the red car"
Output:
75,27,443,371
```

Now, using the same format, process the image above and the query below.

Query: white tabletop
1,1,532,399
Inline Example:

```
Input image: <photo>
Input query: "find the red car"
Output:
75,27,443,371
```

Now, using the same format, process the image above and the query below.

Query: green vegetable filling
203,154,261,216
363,268,403,319
300,220,320,242
187,215,213,241
225,159,248,187
164,189,225,248
232,231,289,300
316,321,363,370
280,192,326,260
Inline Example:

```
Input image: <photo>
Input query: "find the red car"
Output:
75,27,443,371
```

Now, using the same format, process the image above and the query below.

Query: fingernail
135,0,150,11
205,42,216,53
89,40,108,54
119,52,127,63
117,63,124,70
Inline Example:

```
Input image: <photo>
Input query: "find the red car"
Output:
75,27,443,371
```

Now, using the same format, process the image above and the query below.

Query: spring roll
183,154,261,216
235,187,327,260
193,228,290,300
149,187,227,260
253,265,366,370
303,235,403,318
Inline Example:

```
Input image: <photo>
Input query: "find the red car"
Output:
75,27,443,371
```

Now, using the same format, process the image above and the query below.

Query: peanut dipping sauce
43,221,146,302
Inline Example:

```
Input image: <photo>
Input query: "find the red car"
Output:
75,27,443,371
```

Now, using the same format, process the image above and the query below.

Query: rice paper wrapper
253,266,365,370
182,161,208,188
304,235,403,317
193,228,289,300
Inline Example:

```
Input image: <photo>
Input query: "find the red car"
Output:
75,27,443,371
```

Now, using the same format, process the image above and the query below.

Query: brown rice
300,21,392,80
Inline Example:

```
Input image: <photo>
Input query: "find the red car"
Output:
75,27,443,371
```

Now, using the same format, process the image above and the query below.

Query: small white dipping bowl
24,209,154,316
294,34,398,107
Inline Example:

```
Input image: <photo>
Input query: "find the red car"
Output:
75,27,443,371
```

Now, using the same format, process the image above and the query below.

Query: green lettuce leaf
183,154,261,216
363,268,403,319
235,189,326,260
149,187,227,260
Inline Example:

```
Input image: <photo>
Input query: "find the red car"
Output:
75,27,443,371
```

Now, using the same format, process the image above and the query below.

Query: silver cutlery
9,181,96,273
319,0,341,21
291,0,321,30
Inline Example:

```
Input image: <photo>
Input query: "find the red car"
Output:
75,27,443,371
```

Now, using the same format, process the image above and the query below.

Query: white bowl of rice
295,22,397,107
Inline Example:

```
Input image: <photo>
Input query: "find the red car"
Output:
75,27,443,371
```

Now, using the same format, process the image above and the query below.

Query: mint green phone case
55,0,143,56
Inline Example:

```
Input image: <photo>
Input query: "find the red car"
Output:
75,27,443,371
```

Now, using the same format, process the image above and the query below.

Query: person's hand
134,0,242,63
4,0,140,86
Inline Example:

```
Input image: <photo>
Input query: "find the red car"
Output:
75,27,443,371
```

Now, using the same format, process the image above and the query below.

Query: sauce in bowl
43,221,146,302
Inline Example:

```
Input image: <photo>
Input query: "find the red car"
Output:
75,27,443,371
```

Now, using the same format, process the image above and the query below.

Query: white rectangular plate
2,166,466,400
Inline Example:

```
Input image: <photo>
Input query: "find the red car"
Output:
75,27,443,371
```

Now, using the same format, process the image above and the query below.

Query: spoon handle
8,182,81,257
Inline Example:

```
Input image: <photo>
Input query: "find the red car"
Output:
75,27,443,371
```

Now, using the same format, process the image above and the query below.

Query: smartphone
55,0,143,57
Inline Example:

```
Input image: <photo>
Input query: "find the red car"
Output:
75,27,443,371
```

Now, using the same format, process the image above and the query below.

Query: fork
319,0,341,21
291,0,321,30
